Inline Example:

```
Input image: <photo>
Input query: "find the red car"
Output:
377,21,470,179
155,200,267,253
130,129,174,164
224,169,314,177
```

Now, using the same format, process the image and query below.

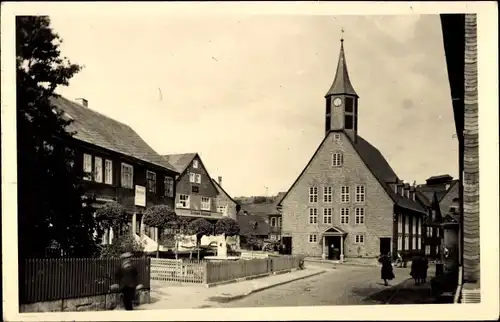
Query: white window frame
404,236,409,250
104,159,113,184
340,208,350,224
341,186,350,203
398,214,403,233
121,163,134,189
146,170,157,193
332,153,343,167
412,217,417,234
308,234,317,243
309,187,318,203
308,208,318,224
425,245,431,255
412,236,416,250
189,172,196,183
355,185,365,203
83,153,92,180
201,197,211,211
195,173,201,184
417,236,421,250
323,208,333,224
323,186,333,203
404,217,409,234
178,194,190,208
192,160,199,168
354,234,364,244
397,236,403,251
355,208,365,224
271,217,277,227
164,176,174,197
94,157,103,183
417,219,422,236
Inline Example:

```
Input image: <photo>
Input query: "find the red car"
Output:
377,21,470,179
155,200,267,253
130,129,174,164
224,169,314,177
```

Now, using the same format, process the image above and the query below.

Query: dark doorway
326,236,341,260
281,236,292,255
380,237,391,255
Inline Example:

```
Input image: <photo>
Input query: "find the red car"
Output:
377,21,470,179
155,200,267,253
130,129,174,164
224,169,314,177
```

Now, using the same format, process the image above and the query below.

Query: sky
49,13,458,197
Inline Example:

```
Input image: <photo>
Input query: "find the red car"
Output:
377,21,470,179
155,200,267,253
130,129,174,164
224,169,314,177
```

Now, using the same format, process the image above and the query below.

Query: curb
222,270,326,302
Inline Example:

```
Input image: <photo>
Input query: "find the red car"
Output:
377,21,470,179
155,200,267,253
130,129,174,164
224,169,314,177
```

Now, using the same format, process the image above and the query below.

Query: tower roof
325,38,358,98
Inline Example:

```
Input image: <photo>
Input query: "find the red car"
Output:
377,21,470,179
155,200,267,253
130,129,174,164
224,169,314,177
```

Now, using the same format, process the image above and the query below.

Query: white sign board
134,185,146,207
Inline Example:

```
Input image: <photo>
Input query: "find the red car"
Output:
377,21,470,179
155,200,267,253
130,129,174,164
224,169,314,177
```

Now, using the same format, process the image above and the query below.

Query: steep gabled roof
278,130,425,214
51,96,178,173
161,153,198,174
211,178,239,206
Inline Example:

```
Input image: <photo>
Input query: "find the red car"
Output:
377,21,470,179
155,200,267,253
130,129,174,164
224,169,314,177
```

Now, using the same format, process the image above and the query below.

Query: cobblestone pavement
208,265,415,308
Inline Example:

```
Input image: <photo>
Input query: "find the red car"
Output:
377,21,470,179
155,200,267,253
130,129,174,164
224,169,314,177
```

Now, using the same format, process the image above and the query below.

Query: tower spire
325,32,358,98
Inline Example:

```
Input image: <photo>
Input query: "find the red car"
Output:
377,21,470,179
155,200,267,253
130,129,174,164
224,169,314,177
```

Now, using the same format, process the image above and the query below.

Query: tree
142,205,177,258
16,16,98,260
99,234,145,258
187,218,213,259
214,217,240,237
95,202,129,242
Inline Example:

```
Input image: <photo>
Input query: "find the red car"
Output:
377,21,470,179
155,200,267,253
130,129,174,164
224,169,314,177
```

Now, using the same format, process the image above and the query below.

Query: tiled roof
351,135,425,213
278,131,425,214
242,203,280,216
51,96,178,173
236,213,270,236
211,178,239,206
161,153,197,174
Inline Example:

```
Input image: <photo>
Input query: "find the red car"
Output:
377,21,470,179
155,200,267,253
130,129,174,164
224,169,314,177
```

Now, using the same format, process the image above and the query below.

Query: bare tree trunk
156,229,161,258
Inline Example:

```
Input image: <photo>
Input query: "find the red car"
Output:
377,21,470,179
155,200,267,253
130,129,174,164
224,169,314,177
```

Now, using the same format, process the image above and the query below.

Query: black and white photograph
1,2,498,321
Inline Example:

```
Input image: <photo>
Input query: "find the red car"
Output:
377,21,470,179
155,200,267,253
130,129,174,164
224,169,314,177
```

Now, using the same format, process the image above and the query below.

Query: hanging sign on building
135,185,146,207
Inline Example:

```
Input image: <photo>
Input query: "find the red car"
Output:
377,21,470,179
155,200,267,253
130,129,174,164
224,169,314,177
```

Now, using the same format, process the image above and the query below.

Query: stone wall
20,289,150,313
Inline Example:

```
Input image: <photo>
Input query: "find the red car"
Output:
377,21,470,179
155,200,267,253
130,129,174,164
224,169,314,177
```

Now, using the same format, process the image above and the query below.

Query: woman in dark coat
410,256,422,285
379,254,395,286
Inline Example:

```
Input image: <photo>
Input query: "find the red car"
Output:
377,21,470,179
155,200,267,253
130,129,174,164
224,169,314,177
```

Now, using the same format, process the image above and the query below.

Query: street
209,264,413,308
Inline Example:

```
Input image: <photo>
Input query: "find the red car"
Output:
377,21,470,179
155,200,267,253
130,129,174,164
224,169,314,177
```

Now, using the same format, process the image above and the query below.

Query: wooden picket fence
20,257,151,304
150,255,304,285
150,258,204,283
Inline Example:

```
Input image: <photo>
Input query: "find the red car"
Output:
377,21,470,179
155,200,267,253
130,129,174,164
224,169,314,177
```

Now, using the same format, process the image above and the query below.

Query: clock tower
324,36,359,142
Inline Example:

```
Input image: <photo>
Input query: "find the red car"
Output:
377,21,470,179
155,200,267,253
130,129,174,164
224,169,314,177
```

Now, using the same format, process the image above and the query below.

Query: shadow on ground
360,281,437,305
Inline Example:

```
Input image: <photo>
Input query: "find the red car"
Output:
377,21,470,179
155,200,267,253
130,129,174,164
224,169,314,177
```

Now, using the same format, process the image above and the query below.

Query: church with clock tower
277,37,426,261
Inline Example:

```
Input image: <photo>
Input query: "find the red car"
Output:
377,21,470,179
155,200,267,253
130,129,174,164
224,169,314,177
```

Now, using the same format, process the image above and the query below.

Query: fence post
268,257,272,274
202,261,208,285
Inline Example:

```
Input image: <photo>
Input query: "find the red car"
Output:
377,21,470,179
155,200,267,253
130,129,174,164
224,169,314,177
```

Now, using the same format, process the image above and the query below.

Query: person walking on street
378,253,395,286
410,255,422,285
110,252,143,310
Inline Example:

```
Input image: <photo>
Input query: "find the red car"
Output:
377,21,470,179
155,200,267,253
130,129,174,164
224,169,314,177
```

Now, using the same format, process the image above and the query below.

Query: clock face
333,97,342,107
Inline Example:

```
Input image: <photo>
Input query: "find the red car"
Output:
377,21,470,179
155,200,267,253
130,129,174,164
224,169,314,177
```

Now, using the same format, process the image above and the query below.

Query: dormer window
193,160,199,169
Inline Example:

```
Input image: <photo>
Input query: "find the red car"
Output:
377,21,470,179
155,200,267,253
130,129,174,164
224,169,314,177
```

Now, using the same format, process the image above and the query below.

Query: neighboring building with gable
415,174,459,259
211,176,240,220
161,153,223,224
277,37,426,261
51,96,179,246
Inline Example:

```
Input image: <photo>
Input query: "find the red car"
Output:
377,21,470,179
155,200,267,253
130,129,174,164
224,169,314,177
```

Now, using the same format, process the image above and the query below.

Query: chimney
218,176,222,186
75,98,88,108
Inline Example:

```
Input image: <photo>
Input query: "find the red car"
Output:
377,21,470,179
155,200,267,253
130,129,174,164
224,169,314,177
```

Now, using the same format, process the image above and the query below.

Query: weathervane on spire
340,27,345,42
